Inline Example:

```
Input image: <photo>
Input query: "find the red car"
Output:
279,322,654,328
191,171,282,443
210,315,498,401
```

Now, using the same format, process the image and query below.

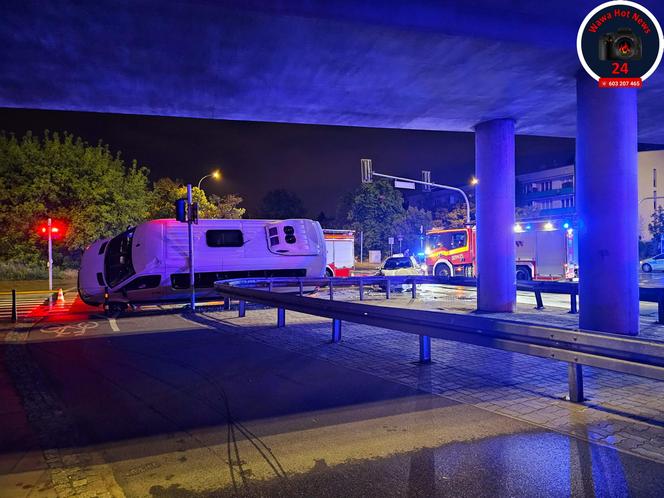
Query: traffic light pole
187,184,196,310
47,217,53,291
372,172,471,224
361,158,471,224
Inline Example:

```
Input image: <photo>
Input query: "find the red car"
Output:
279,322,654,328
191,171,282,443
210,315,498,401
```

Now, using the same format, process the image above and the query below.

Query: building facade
516,150,664,241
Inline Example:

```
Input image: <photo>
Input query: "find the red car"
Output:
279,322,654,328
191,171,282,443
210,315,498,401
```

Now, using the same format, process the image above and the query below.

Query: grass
0,261,77,282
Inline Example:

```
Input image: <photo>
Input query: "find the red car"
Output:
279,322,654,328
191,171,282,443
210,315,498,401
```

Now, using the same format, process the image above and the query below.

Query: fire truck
323,229,355,277
425,221,577,281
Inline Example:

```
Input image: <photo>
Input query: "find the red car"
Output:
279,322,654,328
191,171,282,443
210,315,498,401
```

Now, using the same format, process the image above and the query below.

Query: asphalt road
2,310,664,497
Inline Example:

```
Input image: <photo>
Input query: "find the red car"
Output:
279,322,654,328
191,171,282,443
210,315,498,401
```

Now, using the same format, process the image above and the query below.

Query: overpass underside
2,0,663,335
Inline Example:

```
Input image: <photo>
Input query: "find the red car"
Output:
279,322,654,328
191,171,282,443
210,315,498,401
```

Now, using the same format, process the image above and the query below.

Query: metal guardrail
213,276,664,404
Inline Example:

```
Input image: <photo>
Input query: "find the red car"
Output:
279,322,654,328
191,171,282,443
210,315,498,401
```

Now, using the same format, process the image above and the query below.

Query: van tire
516,265,532,281
325,268,334,278
642,263,653,273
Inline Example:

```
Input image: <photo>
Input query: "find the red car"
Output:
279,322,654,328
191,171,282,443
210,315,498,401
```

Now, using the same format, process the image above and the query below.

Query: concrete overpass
2,0,664,335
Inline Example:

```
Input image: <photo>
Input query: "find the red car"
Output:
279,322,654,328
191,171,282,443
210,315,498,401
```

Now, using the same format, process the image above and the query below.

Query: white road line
108,318,120,332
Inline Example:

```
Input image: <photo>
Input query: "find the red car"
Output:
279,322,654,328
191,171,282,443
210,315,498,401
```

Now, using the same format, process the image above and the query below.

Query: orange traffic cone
57,288,65,303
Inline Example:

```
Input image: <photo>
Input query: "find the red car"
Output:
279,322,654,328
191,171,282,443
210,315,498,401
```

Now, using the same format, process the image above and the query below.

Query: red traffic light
37,221,66,240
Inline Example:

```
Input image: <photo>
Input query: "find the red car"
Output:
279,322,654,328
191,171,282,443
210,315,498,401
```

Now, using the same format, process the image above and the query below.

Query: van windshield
104,228,136,287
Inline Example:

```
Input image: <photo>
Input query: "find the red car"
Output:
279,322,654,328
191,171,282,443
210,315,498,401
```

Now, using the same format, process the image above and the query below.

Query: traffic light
37,221,65,240
175,199,187,222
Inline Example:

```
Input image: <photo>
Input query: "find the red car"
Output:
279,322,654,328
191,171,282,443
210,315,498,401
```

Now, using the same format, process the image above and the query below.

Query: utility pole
47,217,53,291
187,184,196,310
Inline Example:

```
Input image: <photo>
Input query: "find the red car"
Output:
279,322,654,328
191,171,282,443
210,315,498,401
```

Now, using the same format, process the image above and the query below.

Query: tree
0,130,152,267
147,177,221,219
393,206,433,254
649,206,664,250
208,193,246,219
259,189,306,219
315,211,333,228
434,201,475,229
346,179,405,258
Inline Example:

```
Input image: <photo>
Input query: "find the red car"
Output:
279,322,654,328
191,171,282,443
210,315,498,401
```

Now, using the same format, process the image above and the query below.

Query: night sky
0,108,577,218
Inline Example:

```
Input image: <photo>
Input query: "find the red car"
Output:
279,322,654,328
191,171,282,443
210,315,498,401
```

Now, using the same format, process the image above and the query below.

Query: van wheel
325,268,334,278
516,266,532,281
107,302,127,315
642,263,653,273
435,265,451,278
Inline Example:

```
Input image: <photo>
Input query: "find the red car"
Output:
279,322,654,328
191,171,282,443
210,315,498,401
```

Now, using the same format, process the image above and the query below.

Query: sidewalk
198,289,664,465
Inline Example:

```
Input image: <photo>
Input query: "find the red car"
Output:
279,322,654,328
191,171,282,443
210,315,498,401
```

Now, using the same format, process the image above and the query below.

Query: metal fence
213,275,664,404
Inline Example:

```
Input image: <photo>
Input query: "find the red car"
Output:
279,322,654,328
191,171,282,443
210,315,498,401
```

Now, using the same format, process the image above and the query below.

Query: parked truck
425,221,577,281
323,229,355,277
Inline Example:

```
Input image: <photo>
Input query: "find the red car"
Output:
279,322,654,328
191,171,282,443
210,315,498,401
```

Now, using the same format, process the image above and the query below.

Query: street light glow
470,177,479,185
212,170,221,180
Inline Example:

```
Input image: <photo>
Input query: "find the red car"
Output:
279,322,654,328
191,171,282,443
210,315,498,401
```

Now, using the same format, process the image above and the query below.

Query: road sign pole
47,217,53,291
187,184,196,310
360,231,364,263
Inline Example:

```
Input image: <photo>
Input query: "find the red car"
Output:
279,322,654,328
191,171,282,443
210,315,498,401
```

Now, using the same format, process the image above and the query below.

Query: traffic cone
57,288,65,303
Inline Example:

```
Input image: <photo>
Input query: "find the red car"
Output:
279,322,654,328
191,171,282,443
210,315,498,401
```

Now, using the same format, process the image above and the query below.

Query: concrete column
576,72,638,335
475,119,516,312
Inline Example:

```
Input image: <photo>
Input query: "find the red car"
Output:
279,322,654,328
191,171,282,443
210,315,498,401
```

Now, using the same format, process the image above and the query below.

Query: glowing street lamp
470,177,479,186
197,169,221,189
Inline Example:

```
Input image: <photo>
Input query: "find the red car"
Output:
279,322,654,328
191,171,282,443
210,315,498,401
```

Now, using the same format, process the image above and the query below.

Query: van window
206,230,244,247
123,275,161,291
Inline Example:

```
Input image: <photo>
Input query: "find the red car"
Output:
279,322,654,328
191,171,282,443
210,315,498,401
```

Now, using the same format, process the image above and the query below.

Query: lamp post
197,170,221,190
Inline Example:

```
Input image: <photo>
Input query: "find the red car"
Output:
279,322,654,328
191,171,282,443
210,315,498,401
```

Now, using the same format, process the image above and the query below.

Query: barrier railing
213,276,664,404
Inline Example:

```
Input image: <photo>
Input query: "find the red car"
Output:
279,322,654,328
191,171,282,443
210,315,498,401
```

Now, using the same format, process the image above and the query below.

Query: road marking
40,321,99,337
108,317,120,332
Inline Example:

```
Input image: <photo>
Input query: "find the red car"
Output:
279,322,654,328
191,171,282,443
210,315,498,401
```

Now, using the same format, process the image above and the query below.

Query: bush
0,261,77,281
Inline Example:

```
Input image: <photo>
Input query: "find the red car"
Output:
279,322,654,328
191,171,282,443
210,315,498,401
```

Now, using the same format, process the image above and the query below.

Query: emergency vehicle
425,221,578,281
323,229,355,277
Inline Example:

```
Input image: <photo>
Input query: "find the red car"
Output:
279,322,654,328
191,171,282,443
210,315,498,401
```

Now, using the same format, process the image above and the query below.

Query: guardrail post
223,297,231,310
385,279,391,300
277,308,286,327
569,293,578,314
329,279,334,301
359,279,364,301
419,335,431,363
411,282,417,299
238,300,246,318
268,281,274,293
534,290,544,309
332,319,342,342
11,289,17,323
299,280,304,296
658,292,664,324
567,363,584,403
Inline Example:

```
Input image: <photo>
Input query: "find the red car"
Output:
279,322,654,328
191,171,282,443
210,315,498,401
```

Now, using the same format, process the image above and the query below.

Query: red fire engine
323,229,355,277
425,222,577,281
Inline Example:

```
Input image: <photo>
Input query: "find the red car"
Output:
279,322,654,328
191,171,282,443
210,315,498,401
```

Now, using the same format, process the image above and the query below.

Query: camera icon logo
599,28,642,61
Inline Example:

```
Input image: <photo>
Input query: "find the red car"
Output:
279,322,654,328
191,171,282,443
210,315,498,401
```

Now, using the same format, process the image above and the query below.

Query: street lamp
197,170,221,189
470,177,479,186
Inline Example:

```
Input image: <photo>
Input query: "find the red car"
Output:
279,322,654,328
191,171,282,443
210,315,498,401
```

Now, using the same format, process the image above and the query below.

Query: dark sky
0,108,577,217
